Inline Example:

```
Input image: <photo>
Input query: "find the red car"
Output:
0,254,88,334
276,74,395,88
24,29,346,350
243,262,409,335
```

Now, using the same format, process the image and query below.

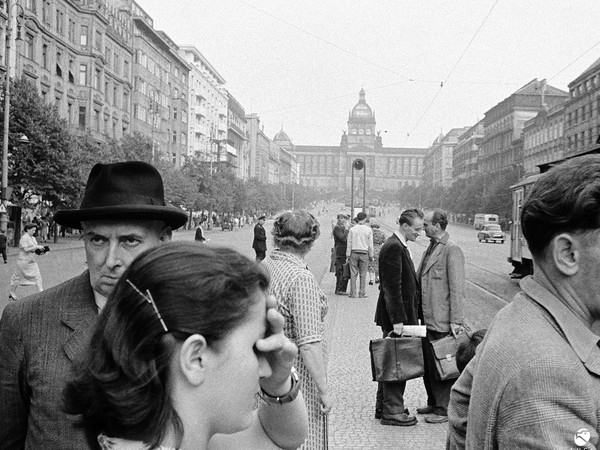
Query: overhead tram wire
403,0,501,144
235,0,414,81
548,38,600,82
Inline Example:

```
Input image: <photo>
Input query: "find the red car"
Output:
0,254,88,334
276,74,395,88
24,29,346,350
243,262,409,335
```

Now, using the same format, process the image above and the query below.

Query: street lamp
350,158,366,220
1,0,27,233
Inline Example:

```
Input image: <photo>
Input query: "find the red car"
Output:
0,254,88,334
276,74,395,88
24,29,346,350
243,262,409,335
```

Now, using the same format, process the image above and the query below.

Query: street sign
0,204,6,213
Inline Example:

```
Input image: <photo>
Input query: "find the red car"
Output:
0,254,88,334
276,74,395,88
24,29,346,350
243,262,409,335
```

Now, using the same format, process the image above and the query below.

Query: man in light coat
346,211,374,298
416,209,465,424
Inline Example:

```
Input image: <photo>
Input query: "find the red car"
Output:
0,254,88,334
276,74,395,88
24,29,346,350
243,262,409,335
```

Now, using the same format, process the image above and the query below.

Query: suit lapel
394,234,418,281
61,271,98,363
422,243,442,275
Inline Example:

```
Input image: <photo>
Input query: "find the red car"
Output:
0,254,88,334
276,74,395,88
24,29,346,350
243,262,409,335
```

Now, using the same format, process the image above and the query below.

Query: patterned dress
263,250,329,450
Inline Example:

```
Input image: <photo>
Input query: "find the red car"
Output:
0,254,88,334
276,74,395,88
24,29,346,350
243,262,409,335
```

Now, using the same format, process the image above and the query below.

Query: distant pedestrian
194,224,206,242
417,209,466,424
8,223,46,300
40,216,49,242
374,208,424,427
252,215,267,262
368,222,386,285
332,214,349,295
0,229,7,263
346,212,373,298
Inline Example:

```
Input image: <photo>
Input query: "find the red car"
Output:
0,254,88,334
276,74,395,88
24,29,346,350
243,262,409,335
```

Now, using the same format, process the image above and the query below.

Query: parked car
477,224,505,243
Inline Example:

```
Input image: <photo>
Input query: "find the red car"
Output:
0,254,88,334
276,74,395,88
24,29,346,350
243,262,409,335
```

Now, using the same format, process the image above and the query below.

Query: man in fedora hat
0,161,188,449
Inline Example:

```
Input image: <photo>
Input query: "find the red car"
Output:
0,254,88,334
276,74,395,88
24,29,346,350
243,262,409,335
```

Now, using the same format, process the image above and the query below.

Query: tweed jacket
252,223,267,252
0,271,97,450
466,276,600,449
332,224,348,258
374,233,420,331
417,232,464,333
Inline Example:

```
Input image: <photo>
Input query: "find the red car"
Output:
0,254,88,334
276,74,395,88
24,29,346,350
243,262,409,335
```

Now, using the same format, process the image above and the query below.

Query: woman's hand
255,295,298,396
320,391,333,414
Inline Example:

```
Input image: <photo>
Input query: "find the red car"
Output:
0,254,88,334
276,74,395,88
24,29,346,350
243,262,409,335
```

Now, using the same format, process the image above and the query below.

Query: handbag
369,337,424,382
342,262,351,280
429,333,471,381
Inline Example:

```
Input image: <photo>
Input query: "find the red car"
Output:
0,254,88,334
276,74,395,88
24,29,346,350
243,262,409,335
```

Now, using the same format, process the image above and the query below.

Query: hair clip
126,279,168,333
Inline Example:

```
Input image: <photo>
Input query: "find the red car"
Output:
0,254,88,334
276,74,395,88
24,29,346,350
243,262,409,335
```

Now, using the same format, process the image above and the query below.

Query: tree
1,78,80,208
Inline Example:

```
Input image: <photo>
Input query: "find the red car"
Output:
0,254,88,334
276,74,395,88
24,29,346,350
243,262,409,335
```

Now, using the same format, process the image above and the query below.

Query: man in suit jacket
416,209,465,424
374,208,424,427
452,155,600,449
0,162,187,449
253,215,267,261
332,214,349,294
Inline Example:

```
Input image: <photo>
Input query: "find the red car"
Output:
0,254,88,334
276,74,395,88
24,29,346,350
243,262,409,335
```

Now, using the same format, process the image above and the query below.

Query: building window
56,50,62,77
68,20,75,42
80,25,88,46
56,10,64,35
68,58,75,83
41,43,48,69
95,30,102,51
123,91,129,113
23,33,34,60
173,107,177,120
94,68,101,90
105,47,111,66
25,0,36,13
114,53,119,73
42,1,50,25
104,82,109,102
67,103,73,123
123,60,129,78
79,64,87,85
78,106,86,128
172,130,177,143
113,86,118,107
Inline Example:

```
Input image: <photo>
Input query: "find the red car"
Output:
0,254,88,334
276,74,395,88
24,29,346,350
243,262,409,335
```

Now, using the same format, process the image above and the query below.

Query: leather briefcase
429,333,471,381
369,337,424,382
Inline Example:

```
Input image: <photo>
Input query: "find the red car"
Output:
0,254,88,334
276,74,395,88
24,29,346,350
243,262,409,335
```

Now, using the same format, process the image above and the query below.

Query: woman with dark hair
262,210,331,449
64,242,308,450
8,223,46,300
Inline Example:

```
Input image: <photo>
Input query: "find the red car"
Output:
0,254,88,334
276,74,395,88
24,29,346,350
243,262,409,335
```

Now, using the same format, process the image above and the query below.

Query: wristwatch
259,367,300,405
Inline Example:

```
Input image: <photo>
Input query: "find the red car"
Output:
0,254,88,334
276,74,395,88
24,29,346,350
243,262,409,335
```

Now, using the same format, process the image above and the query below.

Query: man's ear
178,334,209,386
551,233,580,276
159,226,173,242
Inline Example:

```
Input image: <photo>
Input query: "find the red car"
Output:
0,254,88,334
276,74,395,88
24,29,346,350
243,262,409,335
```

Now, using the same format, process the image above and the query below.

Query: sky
137,0,600,149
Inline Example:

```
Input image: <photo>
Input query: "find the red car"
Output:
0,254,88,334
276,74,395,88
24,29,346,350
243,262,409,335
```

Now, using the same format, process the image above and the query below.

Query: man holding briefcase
374,208,424,426
417,209,466,424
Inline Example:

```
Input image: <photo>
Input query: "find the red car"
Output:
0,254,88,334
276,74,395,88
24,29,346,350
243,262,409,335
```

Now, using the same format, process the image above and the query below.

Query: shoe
375,410,382,420
425,414,448,424
8,293,17,301
380,412,417,426
335,291,348,296
375,278,380,283
349,294,356,298
369,280,374,285
359,294,368,298
417,406,435,415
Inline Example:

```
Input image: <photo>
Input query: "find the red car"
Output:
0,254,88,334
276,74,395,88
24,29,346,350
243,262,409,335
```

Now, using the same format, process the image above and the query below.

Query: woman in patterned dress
263,210,332,449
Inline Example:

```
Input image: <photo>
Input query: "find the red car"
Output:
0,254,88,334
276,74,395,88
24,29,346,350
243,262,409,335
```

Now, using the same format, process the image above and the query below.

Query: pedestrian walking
8,223,46,300
64,243,309,450
40,216,49,242
374,209,424,426
346,212,373,298
368,222,386,285
194,223,206,242
0,229,7,263
332,214,349,295
0,161,189,448
252,215,267,262
416,209,466,424
262,210,332,449
450,155,600,449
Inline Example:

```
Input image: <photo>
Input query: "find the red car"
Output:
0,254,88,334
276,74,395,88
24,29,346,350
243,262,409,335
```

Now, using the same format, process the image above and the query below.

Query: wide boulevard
0,203,522,449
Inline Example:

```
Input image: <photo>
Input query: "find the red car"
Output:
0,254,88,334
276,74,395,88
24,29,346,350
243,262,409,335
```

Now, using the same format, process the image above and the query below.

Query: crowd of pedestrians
2,154,600,450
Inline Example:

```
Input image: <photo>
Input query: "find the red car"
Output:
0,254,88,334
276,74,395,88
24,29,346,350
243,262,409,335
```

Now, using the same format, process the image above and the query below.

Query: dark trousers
422,329,456,415
375,328,407,415
0,247,5,263
255,250,266,262
334,256,348,293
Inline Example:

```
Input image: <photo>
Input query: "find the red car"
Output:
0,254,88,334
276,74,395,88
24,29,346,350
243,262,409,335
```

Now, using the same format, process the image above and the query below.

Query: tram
508,147,600,278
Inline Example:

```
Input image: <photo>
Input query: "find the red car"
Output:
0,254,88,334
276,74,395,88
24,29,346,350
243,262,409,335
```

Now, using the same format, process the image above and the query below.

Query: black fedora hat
54,161,188,230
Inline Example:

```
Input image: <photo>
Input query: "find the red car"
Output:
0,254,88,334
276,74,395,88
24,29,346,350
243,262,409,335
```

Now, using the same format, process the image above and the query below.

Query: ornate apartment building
276,89,427,192
452,121,484,181
0,0,134,141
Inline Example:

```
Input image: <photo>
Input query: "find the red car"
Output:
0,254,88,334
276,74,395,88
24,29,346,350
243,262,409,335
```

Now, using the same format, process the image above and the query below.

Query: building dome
273,128,292,144
351,88,373,118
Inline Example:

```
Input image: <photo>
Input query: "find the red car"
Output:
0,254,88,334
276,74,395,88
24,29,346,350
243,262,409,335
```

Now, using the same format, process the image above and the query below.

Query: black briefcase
369,337,424,382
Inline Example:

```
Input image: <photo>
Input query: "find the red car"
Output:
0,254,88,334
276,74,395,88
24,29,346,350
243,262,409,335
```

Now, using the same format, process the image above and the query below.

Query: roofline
179,45,226,84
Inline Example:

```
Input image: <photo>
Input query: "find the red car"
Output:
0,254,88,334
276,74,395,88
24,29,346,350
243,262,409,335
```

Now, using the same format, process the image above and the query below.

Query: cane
323,413,329,450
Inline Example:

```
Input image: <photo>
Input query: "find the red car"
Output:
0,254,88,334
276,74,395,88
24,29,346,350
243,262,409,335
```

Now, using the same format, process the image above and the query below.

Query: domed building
275,88,427,192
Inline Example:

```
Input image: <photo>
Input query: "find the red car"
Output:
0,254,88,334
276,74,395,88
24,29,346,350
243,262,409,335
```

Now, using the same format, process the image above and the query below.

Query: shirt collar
394,230,408,247
269,249,308,269
520,276,600,374
93,289,108,313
